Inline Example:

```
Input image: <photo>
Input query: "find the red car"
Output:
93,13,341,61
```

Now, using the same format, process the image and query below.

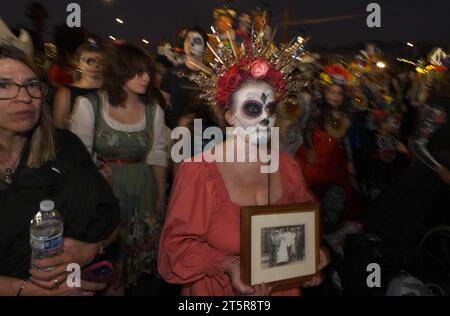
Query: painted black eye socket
266,102,277,116
192,38,204,46
242,101,263,118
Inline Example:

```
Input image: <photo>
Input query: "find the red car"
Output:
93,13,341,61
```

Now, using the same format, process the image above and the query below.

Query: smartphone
81,260,116,284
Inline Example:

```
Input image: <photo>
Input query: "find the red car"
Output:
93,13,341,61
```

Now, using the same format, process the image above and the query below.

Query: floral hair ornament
320,64,355,88
178,17,309,108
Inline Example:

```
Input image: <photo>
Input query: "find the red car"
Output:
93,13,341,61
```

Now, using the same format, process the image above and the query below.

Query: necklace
0,153,21,185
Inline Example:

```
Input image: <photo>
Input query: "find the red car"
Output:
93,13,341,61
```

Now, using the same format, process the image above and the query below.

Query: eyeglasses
80,57,103,66
0,81,47,100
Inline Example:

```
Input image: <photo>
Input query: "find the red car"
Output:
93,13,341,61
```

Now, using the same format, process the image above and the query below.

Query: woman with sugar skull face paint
295,65,362,221
160,27,212,129
226,79,278,146
159,34,330,296
53,42,104,129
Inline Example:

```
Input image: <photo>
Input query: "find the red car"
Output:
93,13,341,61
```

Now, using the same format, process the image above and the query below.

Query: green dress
87,93,160,287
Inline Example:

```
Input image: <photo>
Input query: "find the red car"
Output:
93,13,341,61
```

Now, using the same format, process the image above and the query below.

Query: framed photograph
240,202,320,291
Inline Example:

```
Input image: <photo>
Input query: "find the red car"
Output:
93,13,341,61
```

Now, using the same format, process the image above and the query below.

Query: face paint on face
229,80,277,145
78,52,103,79
184,32,205,58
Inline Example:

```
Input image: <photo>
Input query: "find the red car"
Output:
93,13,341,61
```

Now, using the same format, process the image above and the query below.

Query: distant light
211,26,216,34
407,42,414,47
376,61,386,69
397,58,416,66
116,18,124,24
142,39,150,45
109,35,116,41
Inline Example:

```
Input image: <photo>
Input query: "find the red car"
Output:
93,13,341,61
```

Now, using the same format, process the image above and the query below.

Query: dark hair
183,27,208,45
102,43,155,107
0,44,55,167
317,83,351,129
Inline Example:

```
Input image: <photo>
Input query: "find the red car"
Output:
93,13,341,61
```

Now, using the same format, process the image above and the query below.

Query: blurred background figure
53,42,103,129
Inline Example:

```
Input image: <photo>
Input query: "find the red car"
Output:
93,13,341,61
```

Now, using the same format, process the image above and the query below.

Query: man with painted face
160,27,210,129
159,48,330,295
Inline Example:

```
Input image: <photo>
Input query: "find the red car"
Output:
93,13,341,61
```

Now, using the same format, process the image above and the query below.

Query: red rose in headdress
251,59,270,78
215,57,286,106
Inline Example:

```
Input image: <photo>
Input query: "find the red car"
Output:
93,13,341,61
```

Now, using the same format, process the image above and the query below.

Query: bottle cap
40,200,55,212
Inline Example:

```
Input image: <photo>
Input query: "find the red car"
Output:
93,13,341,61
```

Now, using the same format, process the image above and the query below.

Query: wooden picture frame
241,202,320,291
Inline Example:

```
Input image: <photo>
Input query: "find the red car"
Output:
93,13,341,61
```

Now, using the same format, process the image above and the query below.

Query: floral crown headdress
179,19,309,108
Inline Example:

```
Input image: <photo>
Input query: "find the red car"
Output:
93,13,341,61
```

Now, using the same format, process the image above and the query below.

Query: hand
99,162,112,185
21,279,106,296
30,238,99,290
436,165,450,184
223,256,273,296
302,248,330,288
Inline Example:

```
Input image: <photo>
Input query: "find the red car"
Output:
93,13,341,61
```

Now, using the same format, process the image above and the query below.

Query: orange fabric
158,152,313,296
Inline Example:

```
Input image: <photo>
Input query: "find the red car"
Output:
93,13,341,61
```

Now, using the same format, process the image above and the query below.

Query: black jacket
0,129,120,279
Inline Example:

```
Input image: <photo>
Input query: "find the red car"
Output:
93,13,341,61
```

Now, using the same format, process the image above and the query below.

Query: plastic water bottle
30,200,64,270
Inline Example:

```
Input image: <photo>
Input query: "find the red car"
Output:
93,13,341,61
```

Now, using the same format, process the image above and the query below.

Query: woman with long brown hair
70,43,168,293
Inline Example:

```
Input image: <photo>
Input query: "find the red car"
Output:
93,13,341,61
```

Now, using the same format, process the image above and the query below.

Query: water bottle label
30,233,64,250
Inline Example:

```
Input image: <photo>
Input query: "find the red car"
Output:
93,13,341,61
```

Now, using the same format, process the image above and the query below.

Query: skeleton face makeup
228,80,277,145
184,31,205,58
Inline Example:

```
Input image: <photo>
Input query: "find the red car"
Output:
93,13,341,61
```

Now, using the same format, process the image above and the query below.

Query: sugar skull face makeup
184,31,205,58
228,80,277,145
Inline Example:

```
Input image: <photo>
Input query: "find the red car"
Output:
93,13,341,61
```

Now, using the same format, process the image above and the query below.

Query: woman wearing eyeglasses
53,43,103,129
0,44,120,296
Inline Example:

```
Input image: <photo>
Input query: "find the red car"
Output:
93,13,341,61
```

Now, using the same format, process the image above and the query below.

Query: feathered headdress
320,64,355,88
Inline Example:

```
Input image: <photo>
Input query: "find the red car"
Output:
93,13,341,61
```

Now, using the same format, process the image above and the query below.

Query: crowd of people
0,5,449,296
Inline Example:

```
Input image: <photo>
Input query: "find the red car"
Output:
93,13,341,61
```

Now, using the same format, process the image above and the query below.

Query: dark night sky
2,0,449,50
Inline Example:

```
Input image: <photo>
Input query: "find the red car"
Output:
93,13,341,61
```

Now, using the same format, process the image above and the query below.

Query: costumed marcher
70,43,168,294
295,64,361,221
281,53,321,155
53,42,103,129
366,68,450,251
160,26,218,130
158,29,329,296
358,107,409,202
